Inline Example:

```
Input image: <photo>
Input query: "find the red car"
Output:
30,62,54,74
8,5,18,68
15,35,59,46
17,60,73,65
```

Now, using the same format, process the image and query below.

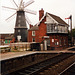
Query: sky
0,0,75,33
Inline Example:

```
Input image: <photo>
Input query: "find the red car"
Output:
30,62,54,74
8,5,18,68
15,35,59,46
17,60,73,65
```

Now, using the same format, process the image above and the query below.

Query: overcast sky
0,0,75,33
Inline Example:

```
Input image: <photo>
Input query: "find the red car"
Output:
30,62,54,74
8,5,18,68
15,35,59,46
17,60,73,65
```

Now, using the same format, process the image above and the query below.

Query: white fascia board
58,23,69,27
44,22,57,25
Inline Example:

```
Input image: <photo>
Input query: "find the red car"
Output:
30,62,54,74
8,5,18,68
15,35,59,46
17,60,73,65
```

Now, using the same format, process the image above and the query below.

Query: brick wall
38,18,46,42
28,31,32,42
47,34,68,50
28,30,39,42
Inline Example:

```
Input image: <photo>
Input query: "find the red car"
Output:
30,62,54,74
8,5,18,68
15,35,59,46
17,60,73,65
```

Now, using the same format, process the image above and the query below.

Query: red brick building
28,9,69,50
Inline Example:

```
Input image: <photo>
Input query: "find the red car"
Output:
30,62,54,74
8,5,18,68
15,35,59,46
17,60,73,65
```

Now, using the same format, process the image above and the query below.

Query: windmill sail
6,12,16,21
13,0,18,7
24,9,36,15
25,15,32,25
2,6,17,10
24,0,34,8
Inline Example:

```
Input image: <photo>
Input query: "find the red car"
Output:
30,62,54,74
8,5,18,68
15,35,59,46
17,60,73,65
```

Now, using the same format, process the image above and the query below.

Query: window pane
32,38,35,42
47,39,50,46
32,31,35,36
18,30,20,32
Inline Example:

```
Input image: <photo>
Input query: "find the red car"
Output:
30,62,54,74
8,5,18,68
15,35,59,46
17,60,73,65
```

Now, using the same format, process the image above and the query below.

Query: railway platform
0,46,75,75
0,46,75,61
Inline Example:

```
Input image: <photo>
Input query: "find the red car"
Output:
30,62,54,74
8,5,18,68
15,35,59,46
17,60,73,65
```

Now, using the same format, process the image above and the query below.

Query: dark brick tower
14,11,28,42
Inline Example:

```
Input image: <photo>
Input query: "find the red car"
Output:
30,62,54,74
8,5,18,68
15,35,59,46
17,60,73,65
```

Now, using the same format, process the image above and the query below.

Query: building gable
47,13,68,25
36,12,68,26
46,13,58,24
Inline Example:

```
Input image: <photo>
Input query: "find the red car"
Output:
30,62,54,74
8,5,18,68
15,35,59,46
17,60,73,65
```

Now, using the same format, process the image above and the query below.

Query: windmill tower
3,0,36,42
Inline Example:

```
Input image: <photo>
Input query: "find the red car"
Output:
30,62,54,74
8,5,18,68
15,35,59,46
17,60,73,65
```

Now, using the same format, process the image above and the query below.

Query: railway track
7,53,74,75
59,62,75,75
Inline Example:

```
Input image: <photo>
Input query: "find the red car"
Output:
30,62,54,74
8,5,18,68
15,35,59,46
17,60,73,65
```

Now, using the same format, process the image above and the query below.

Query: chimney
39,8,44,20
30,24,33,28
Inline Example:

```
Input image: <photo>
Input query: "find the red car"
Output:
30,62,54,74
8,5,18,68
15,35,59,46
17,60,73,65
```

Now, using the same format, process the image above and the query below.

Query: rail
8,53,74,75
59,62,75,75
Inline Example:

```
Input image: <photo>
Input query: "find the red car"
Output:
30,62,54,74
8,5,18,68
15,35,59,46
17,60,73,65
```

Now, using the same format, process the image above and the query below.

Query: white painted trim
32,31,35,36
46,13,58,24
36,13,46,26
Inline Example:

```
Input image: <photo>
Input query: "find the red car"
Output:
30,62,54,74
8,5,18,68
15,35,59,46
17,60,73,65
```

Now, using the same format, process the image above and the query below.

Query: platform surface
0,46,75,61
0,51,37,61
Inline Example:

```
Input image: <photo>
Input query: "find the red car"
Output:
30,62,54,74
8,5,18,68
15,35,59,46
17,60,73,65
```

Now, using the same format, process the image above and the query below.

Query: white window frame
32,31,35,36
52,39,54,42
18,15,21,18
18,30,20,32
18,24,20,27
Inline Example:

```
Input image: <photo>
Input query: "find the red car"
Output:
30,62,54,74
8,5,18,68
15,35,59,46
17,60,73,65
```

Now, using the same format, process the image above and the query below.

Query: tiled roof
28,25,39,31
5,36,13,40
48,13,68,25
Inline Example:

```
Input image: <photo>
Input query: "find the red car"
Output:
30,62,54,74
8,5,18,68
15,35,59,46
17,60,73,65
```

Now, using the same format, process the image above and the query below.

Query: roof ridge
47,12,60,18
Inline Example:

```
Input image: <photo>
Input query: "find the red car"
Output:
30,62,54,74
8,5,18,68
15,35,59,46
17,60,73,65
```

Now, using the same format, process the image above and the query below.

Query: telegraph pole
70,15,72,46
65,15,72,46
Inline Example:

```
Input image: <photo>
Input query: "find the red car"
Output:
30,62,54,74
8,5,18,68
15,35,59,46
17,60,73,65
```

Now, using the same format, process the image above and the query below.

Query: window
18,15,21,18
47,24,57,33
18,24,20,27
32,31,35,36
47,39,50,46
51,24,54,32
65,27,68,33
32,38,35,42
52,39,54,42
64,39,66,45
18,30,20,32
18,20,21,23
55,26,57,31
55,42,59,45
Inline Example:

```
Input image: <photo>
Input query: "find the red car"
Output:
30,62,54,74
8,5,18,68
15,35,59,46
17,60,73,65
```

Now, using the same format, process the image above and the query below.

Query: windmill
2,0,36,42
